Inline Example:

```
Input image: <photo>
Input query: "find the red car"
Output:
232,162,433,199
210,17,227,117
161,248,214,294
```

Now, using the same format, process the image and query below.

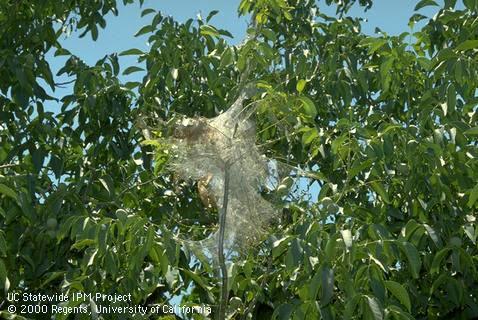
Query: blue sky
57,1,438,66
47,0,445,106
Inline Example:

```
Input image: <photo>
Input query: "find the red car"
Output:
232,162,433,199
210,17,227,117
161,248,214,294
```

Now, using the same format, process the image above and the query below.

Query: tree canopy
0,0,477,319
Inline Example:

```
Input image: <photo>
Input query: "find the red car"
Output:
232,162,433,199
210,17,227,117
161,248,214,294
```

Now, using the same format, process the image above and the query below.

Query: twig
55,79,76,87
217,163,231,320
118,176,160,196
0,163,18,169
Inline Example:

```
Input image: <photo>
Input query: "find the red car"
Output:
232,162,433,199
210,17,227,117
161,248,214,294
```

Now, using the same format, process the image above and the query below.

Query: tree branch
0,163,18,169
217,163,231,320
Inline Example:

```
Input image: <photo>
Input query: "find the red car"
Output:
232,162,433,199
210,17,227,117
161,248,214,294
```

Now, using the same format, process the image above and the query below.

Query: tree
1,0,477,319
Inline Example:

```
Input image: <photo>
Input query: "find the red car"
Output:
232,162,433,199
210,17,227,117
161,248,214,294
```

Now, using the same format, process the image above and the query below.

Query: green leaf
359,37,387,54
429,273,448,296
366,295,383,320
296,79,307,93
430,248,451,274
463,224,476,244
237,51,247,71
272,236,291,258
344,295,361,320
0,232,6,257
0,259,7,291
91,24,98,41
54,48,71,56
200,25,220,38
423,224,442,248
119,48,144,56
444,0,458,8
109,54,119,75
387,305,414,320
414,0,439,11
399,242,421,279
385,281,411,312
71,239,96,250
123,66,144,75
219,29,233,38
320,266,334,306
135,25,154,37
285,238,303,270
141,8,155,17
455,40,478,51
349,159,374,179
272,304,294,320
87,249,98,266
298,96,317,118
40,271,65,288
124,82,141,89
307,271,321,300
464,0,477,10
0,184,17,201
301,127,318,146
49,156,64,180
447,84,456,114
402,219,421,241
32,148,46,173
468,184,478,207
181,268,213,292
206,10,219,22
324,235,337,262
464,127,478,136
446,277,464,306
262,28,277,42
220,48,234,68
99,176,114,200
370,182,390,204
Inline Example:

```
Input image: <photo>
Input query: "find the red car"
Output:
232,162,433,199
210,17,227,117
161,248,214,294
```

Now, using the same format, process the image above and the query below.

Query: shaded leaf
0,184,17,201
0,259,7,291
206,10,219,22
430,248,451,274
119,48,144,56
399,242,421,279
467,184,478,207
385,281,411,312
414,0,438,11
123,66,144,75
141,8,155,17
370,182,390,204
321,266,334,306
366,295,383,320
135,25,154,37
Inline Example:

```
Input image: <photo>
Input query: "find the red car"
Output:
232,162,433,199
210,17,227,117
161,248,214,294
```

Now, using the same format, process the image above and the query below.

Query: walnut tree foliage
0,0,477,319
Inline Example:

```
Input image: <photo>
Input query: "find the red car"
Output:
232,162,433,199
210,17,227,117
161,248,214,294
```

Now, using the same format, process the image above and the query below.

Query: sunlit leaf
298,96,317,118
366,295,383,320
